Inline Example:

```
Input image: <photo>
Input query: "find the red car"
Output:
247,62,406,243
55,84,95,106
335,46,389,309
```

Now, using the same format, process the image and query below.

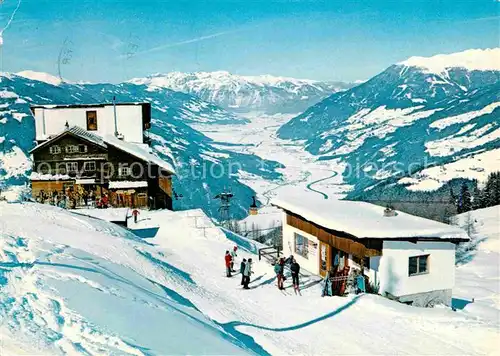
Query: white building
31,102,151,144
272,193,469,307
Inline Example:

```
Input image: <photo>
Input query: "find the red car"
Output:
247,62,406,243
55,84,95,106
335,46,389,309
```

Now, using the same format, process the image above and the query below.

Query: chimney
42,109,46,136
113,96,119,137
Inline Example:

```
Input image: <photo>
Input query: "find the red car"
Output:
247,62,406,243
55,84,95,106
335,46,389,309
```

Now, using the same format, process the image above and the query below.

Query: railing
258,246,281,262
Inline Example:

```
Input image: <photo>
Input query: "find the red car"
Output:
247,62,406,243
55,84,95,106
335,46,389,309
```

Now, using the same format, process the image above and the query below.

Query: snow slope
454,205,500,323
125,206,498,355
129,71,353,114
0,202,250,354
2,202,498,355
15,71,64,86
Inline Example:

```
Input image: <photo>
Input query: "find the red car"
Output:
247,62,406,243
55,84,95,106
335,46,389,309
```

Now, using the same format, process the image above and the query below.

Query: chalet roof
30,102,149,109
30,126,107,153
102,134,175,174
30,126,176,175
272,192,469,241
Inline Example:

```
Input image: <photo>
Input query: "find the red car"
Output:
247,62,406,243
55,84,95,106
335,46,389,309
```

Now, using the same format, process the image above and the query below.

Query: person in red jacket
132,208,140,223
225,250,232,277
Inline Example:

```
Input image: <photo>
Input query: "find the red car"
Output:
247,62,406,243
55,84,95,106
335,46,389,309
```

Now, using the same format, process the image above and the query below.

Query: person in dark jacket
242,258,253,289
225,251,232,277
240,258,247,285
290,260,300,293
274,258,285,290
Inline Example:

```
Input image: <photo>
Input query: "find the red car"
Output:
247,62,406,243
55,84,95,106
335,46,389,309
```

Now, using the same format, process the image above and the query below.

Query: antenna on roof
112,96,119,137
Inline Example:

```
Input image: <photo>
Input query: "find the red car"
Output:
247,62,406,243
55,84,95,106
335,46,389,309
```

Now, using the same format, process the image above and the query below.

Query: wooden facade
31,128,173,210
286,212,383,258
286,210,383,277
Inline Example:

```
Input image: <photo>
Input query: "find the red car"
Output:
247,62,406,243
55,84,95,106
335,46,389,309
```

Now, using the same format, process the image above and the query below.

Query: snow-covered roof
103,134,175,174
109,181,149,189
272,192,468,241
73,207,130,222
30,125,175,175
30,102,149,109
30,126,106,153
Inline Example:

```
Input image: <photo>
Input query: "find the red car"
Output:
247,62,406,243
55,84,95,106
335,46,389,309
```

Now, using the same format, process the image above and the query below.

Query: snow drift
0,202,249,355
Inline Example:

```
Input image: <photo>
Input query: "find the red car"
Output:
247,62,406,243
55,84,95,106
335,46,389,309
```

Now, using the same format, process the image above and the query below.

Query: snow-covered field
193,113,350,205
454,205,500,324
0,203,249,355
1,202,498,355
398,148,500,191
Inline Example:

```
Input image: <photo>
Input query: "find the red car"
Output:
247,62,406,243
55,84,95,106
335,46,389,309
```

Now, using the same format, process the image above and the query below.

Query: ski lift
249,196,258,215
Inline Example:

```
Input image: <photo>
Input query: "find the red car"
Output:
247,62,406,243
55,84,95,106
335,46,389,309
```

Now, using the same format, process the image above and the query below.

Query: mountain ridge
128,70,354,114
278,48,500,195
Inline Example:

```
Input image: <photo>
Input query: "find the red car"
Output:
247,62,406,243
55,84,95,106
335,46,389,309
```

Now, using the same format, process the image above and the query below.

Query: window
294,233,309,259
118,166,131,177
409,255,429,276
49,145,61,154
40,165,51,174
65,145,78,154
66,162,79,173
86,111,97,131
83,161,96,171
78,144,88,153
352,255,370,269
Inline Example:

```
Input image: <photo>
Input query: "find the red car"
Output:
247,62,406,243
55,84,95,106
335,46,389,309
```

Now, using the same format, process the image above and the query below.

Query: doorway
319,241,331,277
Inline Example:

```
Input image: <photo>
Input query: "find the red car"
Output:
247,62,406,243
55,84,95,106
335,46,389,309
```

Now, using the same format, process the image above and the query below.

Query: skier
230,246,238,272
322,267,334,297
290,259,301,294
225,251,232,277
132,208,140,223
274,258,285,290
240,258,247,285
242,258,253,289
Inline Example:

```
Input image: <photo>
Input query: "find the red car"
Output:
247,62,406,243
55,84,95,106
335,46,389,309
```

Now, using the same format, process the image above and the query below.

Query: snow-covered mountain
129,71,353,114
278,48,500,195
16,70,65,86
0,72,282,218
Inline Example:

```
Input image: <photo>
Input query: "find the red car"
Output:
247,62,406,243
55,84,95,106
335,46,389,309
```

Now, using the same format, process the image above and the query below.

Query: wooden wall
286,212,382,258
32,134,107,179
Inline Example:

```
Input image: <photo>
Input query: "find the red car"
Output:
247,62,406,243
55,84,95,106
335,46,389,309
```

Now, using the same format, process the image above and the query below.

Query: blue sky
1,0,498,82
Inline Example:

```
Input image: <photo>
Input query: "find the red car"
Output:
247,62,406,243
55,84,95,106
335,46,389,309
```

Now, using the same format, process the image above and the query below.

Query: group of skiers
274,255,301,293
225,246,253,289
224,246,301,293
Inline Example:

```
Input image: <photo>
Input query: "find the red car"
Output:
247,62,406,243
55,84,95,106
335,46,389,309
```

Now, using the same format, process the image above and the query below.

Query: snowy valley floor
1,202,498,355
193,113,350,204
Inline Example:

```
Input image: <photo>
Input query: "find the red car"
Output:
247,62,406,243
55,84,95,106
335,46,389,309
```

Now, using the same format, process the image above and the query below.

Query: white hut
272,193,468,306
